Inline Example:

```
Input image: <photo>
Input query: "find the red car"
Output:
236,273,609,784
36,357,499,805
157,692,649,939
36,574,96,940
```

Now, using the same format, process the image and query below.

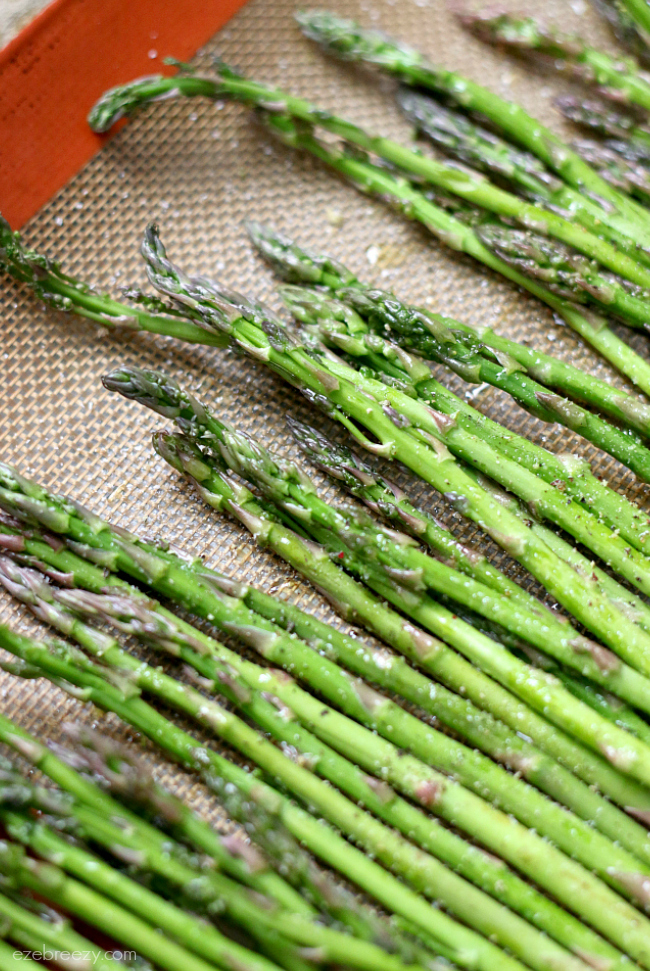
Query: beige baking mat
1,0,648,824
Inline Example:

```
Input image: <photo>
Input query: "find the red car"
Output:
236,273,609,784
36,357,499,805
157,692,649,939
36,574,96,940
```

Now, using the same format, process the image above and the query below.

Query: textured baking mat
2,0,649,820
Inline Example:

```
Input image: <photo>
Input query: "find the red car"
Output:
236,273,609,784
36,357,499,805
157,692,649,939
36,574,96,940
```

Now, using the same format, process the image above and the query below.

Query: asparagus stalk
261,110,650,396
58,726,317,918
281,273,650,487
0,715,429,970
148,421,650,792
124,225,650,674
295,11,650,240
571,137,650,201
4,506,649,858
0,890,126,971
29,62,650,396
88,72,650,296
0,775,314,971
557,95,650,149
0,934,45,970
13,551,650,944
279,283,650,598
461,11,650,113
593,0,650,64
0,216,227,347
0,624,528,971
1,809,292,971
398,86,650,266
248,221,650,440
0,577,618,971
475,222,650,330
251,220,650,533
0,837,242,971
116,366,650,710
620,0,650,39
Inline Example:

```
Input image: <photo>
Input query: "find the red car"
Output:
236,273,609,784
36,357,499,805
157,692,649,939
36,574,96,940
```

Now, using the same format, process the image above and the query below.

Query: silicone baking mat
2,0,648,820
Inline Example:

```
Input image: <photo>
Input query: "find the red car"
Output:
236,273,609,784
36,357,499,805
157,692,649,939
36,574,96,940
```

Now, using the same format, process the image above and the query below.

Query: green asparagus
593,0,650,64
88,71,650,294
261,110,650,395
0,623,527,971
0,216,227,347
14,549,650,946
296,11,650,240
95,231,650,709
146,421,650,794
278,283,650,596
0,891,127,971
290,418,650,743
0,564,624,971
461,11,650,112
557,95,650,149
248,219,650,439
4,501,650,852
108,365,650,709
571,136,650,201
398,85,650,265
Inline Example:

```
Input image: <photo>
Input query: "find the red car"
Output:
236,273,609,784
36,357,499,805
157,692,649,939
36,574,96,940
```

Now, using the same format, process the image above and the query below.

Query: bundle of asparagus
461,10,650,203
84,30,650,396
248,220,650,479
8,8,650,968
2,472,650,968
0,711,438,971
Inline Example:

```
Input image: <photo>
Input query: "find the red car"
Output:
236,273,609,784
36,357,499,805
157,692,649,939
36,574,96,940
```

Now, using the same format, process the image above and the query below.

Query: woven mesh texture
1,0,649,816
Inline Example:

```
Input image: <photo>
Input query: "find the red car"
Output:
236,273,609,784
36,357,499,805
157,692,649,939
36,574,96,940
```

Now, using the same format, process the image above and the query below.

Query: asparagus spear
126,226,650,665
398,86,650,266
4,505,649,857
0,625,530,971
0,890,128,971
0,713,420,968
60,727,426,963
295,11,650,241
0,572,619,971
461,11,650,112
249,219,650,539
92,230,650,699
475,223,650,329
281,273,650,485
593,0,650,64
557,95,650,149
571,137,650,201
279,284,650,599
146,419,650,792
619,0,650,41
0,771,313,971
248,220,650,440
88,71,650,295
37,56,650,395
0,836,245,971
4,810,294,971
0,216,227,347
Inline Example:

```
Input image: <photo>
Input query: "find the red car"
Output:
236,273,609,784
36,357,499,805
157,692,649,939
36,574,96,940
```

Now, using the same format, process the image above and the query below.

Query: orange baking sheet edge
0,0,249,229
